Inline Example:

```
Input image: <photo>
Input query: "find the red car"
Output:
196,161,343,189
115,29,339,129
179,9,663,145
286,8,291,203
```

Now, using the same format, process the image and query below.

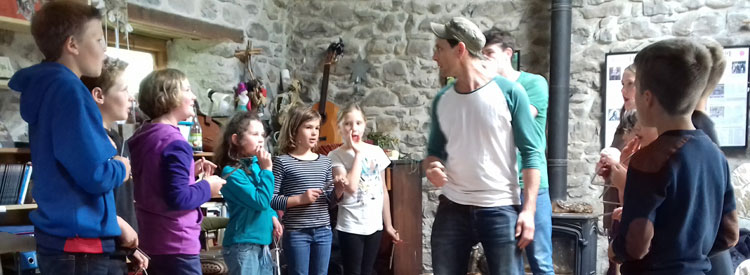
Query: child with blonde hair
128,68,226,274
327,103,401,275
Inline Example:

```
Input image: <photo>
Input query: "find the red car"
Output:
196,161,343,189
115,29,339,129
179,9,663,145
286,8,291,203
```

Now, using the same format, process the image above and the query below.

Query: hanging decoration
91,0,133,49
16,0,41,20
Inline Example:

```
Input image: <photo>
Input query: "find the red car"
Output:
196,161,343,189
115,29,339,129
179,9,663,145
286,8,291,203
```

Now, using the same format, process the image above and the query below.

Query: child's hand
114,156,131,182
612,207,623,221
195,157,218,177
256,147,272,171
131,249,149,272
386,226,403,244
272,216,283,240
609,163,627,191
347,129,362,154
300,189,323,205
425,161,448,187
206,175,227,197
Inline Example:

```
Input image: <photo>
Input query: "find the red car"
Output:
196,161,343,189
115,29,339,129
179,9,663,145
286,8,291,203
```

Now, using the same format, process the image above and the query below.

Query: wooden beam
127,3,244,43
0,2,244,43
0,16,30,33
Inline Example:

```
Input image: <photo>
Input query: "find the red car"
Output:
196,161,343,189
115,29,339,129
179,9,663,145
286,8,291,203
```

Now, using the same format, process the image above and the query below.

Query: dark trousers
338,230,383,275
146,254,202,275
38,252,121,275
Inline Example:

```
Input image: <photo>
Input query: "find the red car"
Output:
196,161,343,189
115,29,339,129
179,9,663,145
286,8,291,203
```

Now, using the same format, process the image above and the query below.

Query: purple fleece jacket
127,122,211,255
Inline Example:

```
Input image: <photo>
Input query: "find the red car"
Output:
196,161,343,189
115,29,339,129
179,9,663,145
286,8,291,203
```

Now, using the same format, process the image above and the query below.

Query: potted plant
366,131,400,160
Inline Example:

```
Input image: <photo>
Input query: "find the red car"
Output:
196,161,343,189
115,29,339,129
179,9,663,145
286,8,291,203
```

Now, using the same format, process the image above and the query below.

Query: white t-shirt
328,143,391,235
437,81,521,207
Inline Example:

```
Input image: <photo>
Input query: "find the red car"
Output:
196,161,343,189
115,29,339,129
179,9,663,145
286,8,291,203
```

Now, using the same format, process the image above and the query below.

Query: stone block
363,89,399,107
382,60,408,82
706,0,735,9
376,116,400,132
581,2,628,19
642,0,670,16
617,17,661,40
406,39,433,60
246,23,269,41
168,0,195,15
728,10,750,32
672,11,725,36
379,14,398,32
200,0,218,20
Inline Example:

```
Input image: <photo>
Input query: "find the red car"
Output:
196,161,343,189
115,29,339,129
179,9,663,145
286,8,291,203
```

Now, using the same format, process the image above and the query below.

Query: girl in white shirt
328,103,402,275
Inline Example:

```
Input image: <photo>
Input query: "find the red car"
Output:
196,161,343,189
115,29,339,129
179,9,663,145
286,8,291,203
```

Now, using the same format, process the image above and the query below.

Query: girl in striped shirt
271,107,343,275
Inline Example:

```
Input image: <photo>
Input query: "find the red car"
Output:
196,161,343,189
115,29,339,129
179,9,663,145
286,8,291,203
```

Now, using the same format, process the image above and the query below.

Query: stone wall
129,0,289,116
0,30,42,143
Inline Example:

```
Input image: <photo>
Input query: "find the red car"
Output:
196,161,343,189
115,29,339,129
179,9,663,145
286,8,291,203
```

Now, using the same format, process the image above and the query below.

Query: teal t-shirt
516,72,549,189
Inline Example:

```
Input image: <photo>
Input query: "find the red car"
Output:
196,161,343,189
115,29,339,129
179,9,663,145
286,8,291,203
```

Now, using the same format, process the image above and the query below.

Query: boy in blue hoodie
8,1,131,274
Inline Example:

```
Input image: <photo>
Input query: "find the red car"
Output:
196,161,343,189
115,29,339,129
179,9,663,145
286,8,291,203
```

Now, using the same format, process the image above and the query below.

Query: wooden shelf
194,152,214,158
0,148,29,154
0,204,36,226
0,148,30,164
0,16,30,34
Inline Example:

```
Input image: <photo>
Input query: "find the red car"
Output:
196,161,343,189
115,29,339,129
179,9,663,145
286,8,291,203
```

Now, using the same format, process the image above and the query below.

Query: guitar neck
319,63,331,118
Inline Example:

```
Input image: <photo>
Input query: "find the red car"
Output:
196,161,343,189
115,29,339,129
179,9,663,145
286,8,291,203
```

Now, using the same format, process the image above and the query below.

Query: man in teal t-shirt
483,28,553,275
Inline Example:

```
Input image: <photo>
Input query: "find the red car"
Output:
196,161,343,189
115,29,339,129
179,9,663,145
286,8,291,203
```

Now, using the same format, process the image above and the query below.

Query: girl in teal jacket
215,112,282,275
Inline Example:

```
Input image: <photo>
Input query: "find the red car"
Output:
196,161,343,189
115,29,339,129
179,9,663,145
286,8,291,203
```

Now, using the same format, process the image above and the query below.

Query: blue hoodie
9,62,126,242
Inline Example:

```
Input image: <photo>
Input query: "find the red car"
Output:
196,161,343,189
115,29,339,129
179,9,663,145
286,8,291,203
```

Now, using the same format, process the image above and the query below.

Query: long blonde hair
277,106,321,154
337,103,366,126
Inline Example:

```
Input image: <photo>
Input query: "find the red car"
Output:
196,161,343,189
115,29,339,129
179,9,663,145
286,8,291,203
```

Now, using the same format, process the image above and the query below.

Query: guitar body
313,101,341,146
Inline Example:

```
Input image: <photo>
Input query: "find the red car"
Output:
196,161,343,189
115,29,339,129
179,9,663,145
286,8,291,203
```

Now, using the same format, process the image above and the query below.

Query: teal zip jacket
221,157,277,246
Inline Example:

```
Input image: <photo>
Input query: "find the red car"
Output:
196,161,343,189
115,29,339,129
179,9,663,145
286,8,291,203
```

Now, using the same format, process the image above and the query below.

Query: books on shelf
0,163,32,205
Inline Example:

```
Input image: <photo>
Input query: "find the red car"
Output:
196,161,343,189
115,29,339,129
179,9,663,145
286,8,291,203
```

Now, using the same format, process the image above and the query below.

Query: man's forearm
521,168,541,213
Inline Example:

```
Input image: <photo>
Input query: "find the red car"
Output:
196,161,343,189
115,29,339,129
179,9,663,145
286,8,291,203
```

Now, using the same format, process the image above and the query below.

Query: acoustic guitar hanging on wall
313,39,344,146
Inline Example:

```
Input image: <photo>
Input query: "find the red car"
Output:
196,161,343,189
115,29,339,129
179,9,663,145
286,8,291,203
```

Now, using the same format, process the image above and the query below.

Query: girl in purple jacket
128,68,226,274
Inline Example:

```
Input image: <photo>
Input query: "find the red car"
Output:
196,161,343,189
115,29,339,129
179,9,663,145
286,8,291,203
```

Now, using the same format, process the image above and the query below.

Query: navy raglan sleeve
612,165,669,261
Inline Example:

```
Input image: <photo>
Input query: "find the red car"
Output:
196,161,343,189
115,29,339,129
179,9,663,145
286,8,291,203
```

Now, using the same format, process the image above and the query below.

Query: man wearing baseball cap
423,17,544,275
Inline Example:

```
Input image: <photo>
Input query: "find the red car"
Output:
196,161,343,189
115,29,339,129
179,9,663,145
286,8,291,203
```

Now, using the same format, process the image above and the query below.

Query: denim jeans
282,225,332,275
146,254,202,275
431,195,523,275
521,188,555,275
37,252,115,275
222,243,273,275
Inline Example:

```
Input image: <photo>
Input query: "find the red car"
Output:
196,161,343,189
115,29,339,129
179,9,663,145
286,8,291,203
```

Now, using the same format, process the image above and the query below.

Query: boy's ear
63,35,79,56
643,90,654,108
91,87,105,104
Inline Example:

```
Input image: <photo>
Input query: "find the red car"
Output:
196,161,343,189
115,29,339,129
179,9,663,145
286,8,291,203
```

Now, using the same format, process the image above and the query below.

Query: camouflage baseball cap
430,17,486,59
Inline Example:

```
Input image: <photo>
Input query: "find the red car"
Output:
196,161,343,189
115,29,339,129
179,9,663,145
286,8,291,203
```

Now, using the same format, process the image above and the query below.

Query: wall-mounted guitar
313,39,345,146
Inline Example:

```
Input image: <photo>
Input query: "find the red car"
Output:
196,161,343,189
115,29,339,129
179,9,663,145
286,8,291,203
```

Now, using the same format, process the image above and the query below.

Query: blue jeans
521,188,554,275
37,252,116,275
222,243,273,275
282,225,332,275
146,254,202,275
431,195,523,275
